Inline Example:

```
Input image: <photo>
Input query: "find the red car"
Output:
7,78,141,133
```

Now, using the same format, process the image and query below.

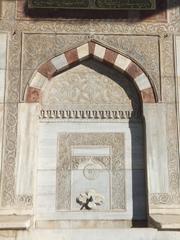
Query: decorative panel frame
57,132,126,212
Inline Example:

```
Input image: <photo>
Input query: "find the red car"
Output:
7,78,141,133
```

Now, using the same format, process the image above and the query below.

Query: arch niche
23,40,157,223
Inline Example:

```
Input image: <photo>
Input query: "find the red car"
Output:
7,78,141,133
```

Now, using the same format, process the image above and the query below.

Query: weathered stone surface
0,0,180,235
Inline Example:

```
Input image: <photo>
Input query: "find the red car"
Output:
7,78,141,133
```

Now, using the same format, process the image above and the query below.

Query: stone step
16,228,180,240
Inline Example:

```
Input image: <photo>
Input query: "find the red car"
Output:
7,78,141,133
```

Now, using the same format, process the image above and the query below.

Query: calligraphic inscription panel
28,0,156,10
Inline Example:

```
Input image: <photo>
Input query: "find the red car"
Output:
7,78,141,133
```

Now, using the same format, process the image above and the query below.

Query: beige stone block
30,72,48,90
77,43,89,60
0,230,16,240
0,215,32,230
114,55,131,71
150,214,180,230
135,73,151,91
94,44,106,60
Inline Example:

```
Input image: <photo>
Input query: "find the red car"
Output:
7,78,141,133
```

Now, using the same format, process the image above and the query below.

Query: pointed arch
25,40,157,103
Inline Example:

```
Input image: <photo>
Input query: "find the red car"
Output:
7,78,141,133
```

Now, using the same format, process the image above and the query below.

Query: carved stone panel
41,59,141,112
36,121,145,219
57,132,125,211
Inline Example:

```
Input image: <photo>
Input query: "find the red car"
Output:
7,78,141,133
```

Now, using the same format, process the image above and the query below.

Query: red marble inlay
65,48,78,65
38,61,57,79
126,62,143,80
26,87,41,103
104,49,118,65
141,88,156,103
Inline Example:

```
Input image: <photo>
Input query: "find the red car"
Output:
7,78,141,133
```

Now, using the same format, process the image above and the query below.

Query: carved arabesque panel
57,133,125,211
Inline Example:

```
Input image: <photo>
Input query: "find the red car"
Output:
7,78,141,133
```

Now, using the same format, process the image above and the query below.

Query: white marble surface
51,54,68,70
0,33,7,103
0,70,5,102
77,44,89,60
30,72,48,89
114,55,131,71
0,33,7,69
16,103,39,195
135,73,151,91
94,45,106,60
144,103,169,193
16,228,180,240
36,121,145,220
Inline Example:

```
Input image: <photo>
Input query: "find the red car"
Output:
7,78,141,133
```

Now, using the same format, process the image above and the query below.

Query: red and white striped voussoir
26,41,156,103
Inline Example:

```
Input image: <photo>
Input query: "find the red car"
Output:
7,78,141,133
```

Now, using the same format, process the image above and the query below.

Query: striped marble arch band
26,40,156,104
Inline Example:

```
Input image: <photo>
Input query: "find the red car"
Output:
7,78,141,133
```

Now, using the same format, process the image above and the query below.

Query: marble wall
0,0,179,237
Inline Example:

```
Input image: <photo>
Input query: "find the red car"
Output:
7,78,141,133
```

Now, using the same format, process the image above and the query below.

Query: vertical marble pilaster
144,103,169,194
15,103,39,207
0,33,7,103
0,33,7,205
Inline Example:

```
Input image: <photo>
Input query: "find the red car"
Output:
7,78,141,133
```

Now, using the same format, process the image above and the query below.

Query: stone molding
0,215,32,230
149,214,180,230
25,40,157,104
39,109,141,120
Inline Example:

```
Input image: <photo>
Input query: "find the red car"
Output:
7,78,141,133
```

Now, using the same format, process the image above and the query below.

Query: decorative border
25,40,157,104
56,132,125,211
39,109,141,120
